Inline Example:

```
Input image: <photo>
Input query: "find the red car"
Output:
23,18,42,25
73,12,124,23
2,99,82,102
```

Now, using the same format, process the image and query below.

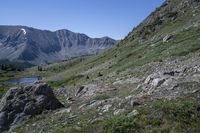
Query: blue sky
0,0,164,39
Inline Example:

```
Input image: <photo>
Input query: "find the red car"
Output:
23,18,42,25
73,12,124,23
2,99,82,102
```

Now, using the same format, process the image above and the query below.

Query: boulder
0,82,64,132
144,72,171,87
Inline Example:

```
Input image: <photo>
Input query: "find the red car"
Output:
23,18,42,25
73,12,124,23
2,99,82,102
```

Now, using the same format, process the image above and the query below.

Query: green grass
100,93,200,133
2,26,199,91
9,34,200,132
13,92,200,133
93,93,111,100
48,74,85,87
0,88,6,98
30,26,200,89
154,100,200,125
101,115,139,133
6,2,200,133
1,0,200,89
14,23,197,90
0,84,11,98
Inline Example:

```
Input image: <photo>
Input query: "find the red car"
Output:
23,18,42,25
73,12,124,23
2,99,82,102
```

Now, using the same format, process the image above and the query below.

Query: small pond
4,77,42,84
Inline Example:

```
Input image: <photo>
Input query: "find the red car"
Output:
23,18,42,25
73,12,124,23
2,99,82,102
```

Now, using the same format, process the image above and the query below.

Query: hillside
0,26,116,67
43,0,200,88
1,0,200,132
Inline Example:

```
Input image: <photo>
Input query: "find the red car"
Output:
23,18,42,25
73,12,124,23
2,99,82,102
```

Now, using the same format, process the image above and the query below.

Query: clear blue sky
0,0,164,39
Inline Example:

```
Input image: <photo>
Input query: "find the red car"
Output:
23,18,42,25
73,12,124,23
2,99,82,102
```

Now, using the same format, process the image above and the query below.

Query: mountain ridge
0,25,116,67
124,0,200,43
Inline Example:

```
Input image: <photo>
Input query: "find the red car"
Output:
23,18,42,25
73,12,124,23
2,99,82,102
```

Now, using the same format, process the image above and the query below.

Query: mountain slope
2,0,200,132
0,26,116,67
41,0,200,87
126,0,200,42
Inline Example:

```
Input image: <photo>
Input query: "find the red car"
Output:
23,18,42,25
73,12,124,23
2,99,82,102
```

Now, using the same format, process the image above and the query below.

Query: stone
151,78,166,87
54,87,69,97
127,110,139,117
145,72,171,87
113,109,125,115
65,114,77,124
0,82,64,132
89,100,105,108
39,128,45,133
113,77,140,85
101,104,112,112
79,104,87,109
75,84,98,98
163,34,173,42
125,95,133,100
144,73,157,84
76,86,85,96
162,78,175,86
55,107,71,114
67,97,75,103
130,99,141,107
163,71,175,76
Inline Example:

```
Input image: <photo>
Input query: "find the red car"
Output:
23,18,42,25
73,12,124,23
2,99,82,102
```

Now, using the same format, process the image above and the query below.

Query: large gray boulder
0,82,64,132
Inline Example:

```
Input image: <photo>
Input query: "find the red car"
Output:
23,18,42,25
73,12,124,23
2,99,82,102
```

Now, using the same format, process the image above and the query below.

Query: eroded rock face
0,83,64,132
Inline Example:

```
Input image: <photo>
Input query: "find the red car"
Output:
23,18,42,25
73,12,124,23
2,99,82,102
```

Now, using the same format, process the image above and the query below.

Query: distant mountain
0,26,116,67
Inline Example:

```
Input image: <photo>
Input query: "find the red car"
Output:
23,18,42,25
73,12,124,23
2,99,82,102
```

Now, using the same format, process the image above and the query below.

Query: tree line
0,64,24,71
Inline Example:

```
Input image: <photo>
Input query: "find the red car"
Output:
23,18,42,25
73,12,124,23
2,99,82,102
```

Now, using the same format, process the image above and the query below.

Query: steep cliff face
0,26,116,67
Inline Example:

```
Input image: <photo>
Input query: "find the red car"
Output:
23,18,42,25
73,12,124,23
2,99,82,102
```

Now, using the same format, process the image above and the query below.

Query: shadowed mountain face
0,26,116,67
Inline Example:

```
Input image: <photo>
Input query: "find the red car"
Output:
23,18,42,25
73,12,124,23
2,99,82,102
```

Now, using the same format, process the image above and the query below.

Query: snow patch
21,28,26,35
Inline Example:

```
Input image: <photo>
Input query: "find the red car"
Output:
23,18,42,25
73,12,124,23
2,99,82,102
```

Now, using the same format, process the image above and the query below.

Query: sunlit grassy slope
43,26,200,88
26,0,199,88
9,1,200,132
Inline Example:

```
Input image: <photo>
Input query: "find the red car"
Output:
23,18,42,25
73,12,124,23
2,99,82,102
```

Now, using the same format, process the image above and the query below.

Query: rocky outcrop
75,84,99,98
138,67,200,99
126,0,200,42
0,82,64,132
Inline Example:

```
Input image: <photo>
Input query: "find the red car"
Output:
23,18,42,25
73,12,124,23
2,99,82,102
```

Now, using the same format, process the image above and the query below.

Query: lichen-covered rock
0,82,64,132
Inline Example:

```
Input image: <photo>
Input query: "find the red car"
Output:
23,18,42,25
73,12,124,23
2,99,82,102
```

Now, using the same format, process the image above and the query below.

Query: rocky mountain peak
0,26,116,67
